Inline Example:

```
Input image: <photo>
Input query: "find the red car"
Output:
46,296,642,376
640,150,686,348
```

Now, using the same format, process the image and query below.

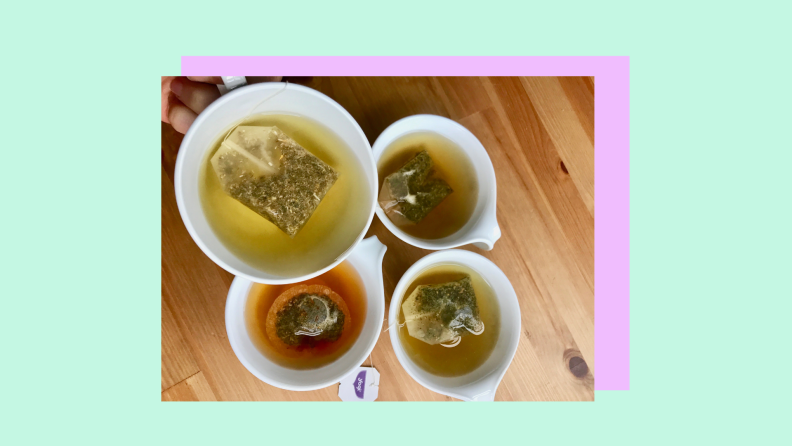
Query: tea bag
266,285,350,349
401,275,484,345
378,150,452,225
211,126,339,237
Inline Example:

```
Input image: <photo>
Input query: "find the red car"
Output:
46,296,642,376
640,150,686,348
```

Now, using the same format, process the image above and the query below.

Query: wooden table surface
161,76,594,401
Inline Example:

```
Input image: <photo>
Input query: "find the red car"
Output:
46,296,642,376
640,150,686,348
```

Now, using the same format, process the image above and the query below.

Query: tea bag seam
221,138,274,173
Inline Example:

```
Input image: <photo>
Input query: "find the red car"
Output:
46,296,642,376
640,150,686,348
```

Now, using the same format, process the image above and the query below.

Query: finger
161,76,176,123
171,77,221,115
186,76,223,84
167,94,198,134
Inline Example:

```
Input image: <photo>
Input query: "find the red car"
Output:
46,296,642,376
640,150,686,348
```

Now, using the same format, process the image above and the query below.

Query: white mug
225,236,388,391
174,82,378,284
372,114,501,251
388,250,521,401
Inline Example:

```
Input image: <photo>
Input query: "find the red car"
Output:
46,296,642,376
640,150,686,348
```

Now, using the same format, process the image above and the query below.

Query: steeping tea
265,284,350,357
379,150,453,226
397,263,499,377
377,132,478,240
246,261,366,369
401,275,484,346
211,126,339,237
199,114,371,277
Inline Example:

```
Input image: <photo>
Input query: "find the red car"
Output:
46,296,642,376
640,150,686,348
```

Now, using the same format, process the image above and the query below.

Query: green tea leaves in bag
401,275,485,346
211,126,339,237
378,150,452,225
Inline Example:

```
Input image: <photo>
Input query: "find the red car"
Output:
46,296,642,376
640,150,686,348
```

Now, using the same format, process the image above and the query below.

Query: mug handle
217,76,247,95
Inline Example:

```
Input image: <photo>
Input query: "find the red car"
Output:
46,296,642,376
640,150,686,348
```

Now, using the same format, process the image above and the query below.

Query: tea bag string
382,317,404,333
221,81,290,144
366,349,379,389
362,320,391,390
384,315,482,348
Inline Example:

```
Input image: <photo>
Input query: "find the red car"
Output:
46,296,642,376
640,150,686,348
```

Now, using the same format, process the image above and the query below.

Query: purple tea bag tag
338,367,380,402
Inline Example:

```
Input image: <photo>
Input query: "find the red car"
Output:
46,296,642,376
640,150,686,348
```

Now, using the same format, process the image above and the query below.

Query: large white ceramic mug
174,82,378,284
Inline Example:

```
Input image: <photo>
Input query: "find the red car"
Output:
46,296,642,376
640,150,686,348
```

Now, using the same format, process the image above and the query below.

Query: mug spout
452,373,502,402
471,221,502,251
356,236,388,263
468,390,497,402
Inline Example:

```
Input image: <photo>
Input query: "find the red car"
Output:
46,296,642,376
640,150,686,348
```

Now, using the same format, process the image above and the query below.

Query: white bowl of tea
175,83,378,284
226,236,388,391
388,250,521,401
373,114,500,250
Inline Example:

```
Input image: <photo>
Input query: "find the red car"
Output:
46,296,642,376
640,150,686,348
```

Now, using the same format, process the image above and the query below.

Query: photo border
181,56,630,390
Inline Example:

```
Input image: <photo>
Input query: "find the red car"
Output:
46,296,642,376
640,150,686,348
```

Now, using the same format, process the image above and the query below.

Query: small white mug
388,250,521,401
225,236,388,391
372,114,501,251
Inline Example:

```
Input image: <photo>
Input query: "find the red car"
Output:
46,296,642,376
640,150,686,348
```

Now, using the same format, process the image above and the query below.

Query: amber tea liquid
245,260,367,369
377,132,478,240
397,263,500,377
199,114,371,277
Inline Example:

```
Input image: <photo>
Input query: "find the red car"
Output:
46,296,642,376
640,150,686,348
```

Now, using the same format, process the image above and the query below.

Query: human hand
161,76,282,134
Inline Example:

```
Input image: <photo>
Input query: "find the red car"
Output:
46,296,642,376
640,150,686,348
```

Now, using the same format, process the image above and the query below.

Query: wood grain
161,372,217,402
161,76,594,401
161,297,199,391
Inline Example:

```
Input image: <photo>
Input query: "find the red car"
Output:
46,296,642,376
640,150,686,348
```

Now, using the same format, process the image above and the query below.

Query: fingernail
171,78,183,96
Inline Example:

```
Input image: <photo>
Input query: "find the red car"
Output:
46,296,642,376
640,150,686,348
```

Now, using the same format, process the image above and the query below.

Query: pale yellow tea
211,125,338,237
397,263,500,377
199,114,371,277
377,132,478,240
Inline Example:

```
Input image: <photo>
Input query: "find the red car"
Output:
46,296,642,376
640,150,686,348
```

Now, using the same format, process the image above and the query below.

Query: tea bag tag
338,367,380,402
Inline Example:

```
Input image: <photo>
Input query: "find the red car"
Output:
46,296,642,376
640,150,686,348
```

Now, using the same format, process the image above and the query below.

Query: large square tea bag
401,275,484,345
211,125,339,237
378,150,452,226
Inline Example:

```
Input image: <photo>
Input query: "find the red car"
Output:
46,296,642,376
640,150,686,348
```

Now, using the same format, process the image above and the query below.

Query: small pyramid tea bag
378,150,452,226
266,285,350,353
401,275,484,346
211,126,339,237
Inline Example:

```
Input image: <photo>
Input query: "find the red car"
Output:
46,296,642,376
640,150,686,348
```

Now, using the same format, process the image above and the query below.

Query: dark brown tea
245,260,366,369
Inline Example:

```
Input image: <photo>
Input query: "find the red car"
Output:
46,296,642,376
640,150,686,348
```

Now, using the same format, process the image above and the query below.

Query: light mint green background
2,1,789,444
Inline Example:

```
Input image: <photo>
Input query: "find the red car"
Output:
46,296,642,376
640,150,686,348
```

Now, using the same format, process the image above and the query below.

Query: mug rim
174,82,378,284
